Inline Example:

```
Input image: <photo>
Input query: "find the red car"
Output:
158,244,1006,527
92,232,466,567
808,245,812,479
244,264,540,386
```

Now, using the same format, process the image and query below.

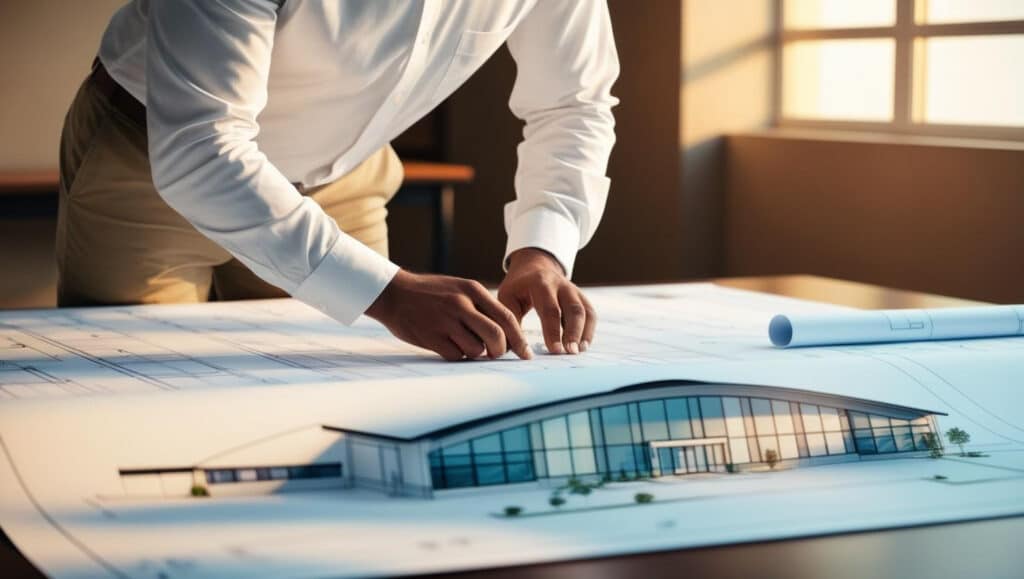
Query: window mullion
893,0,915,129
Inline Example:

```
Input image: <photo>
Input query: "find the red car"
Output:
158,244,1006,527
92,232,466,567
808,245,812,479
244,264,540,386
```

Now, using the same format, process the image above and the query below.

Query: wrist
506,247,565,276
365,268,408,321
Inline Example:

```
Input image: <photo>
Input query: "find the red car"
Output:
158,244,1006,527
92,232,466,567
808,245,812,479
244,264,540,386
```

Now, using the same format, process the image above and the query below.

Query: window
778,0,1024,139
429,394,934,489
204,462,341,485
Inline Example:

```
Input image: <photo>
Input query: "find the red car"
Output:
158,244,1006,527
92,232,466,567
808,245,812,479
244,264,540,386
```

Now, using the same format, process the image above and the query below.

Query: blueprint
770,305,1024,347
1,283,1023,578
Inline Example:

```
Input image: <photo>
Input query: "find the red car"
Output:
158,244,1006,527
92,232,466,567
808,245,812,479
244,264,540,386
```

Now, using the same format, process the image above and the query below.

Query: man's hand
365,270,532,362
498,248,597,355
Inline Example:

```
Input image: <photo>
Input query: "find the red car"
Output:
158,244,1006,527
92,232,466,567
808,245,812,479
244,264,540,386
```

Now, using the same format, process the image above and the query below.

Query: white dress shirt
98,0,619,324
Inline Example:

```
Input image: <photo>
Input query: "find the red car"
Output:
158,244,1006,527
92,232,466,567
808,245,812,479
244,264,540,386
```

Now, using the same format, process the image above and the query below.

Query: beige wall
679,0,774,277
0,1,124,171
724,130,1024,304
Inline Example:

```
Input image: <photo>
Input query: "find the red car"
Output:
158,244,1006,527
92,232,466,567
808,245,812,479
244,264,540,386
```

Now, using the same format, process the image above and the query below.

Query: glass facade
205,462,341,484
428,394,936,489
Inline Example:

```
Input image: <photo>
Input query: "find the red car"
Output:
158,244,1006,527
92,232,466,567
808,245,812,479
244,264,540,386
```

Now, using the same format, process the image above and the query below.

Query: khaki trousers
56,74,403,307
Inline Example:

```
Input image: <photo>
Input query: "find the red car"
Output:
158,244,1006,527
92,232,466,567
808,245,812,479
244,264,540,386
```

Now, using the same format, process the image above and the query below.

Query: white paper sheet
1,283,1022,578
770,305,1024,347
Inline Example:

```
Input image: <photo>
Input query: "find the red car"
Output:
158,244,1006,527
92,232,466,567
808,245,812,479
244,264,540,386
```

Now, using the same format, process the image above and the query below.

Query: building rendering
119,380,943,499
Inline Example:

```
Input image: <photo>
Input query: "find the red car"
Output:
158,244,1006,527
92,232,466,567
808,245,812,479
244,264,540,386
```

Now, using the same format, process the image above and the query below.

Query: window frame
773,0,1024,140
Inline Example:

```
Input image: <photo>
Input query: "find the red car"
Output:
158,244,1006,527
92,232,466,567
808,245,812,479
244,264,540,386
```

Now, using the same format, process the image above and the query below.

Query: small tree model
764,449,779,470
946,427,971,456
634,492,654,504
549,495,566,508
503,506,523,517
922,432,943,459
190,484,210,497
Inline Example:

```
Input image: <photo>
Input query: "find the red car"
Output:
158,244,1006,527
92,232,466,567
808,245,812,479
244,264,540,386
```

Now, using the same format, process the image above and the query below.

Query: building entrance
651,439,728,476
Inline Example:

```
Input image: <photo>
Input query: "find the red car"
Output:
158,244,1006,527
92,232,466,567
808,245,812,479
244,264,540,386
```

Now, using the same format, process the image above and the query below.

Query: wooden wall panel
724,132,1024,303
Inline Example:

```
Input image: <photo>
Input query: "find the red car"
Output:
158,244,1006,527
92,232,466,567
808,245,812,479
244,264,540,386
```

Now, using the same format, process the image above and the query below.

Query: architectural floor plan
1,283,1022,577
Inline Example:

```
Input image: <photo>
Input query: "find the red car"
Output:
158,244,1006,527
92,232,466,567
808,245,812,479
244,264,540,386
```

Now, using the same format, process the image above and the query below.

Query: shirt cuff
292,231,400,325
503,205,581,278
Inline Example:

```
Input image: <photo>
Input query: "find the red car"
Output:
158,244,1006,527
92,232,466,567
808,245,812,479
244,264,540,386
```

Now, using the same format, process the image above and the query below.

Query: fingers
580,292,597,351
448,323,487,360
433,338,466,362
558,285,587,354
468,282,532,360
461,311,507,359
530,284,564,354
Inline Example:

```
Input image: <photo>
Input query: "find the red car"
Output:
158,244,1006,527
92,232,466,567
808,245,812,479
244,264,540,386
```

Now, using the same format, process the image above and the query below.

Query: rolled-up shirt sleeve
503,0,620,278
145,0,398,324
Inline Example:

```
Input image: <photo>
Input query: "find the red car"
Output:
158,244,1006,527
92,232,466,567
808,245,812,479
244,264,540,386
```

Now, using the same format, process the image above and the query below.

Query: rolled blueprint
769,305,1024,348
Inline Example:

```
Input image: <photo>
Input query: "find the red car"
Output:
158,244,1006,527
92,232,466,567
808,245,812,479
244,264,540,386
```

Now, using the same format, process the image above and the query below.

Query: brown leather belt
90,58,147,127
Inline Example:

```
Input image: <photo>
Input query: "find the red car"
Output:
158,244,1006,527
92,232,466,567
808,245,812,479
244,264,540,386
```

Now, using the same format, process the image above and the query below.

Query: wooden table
1,275,1015,579
0,162,474,274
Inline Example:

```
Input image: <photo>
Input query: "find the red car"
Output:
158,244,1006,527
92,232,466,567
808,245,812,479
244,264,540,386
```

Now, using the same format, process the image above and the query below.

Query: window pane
825,431,847,454
849,412,871,430
628,404,643,442
783,39,895,121
506,461,535,483
722,397,747,437
601,405,633,445
502,426,531,452
475,464,505,485
801,404,823,433
689,398,705,438
700,397,727,437
572,448,597,474
893,426,916,451
918,35,1024,127
818,407,841,431
772,400,796,434
855,429,876,453
474,451,503,466
442,442,471,466
533,450,548,478
666,398,693,439
751,398,776,435
530,423,544,449
542,417,570,449
729,437,751,464
606,445,638,475
874,429,897,453
472,433,502,455
568,412,594,446
443,466,474,488
785,0,895,29
546,449,573,476
806,432,829,456
639,400,669,441
921,0,1024,24
869,414,891,429
589,410,605,446
778,434,800,459
758,436,778,461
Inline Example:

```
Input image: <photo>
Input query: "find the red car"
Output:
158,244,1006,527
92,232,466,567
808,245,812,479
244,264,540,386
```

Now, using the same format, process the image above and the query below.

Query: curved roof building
119,373,943,499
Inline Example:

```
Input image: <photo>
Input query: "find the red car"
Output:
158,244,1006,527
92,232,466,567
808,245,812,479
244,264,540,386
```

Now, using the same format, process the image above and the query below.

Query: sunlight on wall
681,0,774,145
